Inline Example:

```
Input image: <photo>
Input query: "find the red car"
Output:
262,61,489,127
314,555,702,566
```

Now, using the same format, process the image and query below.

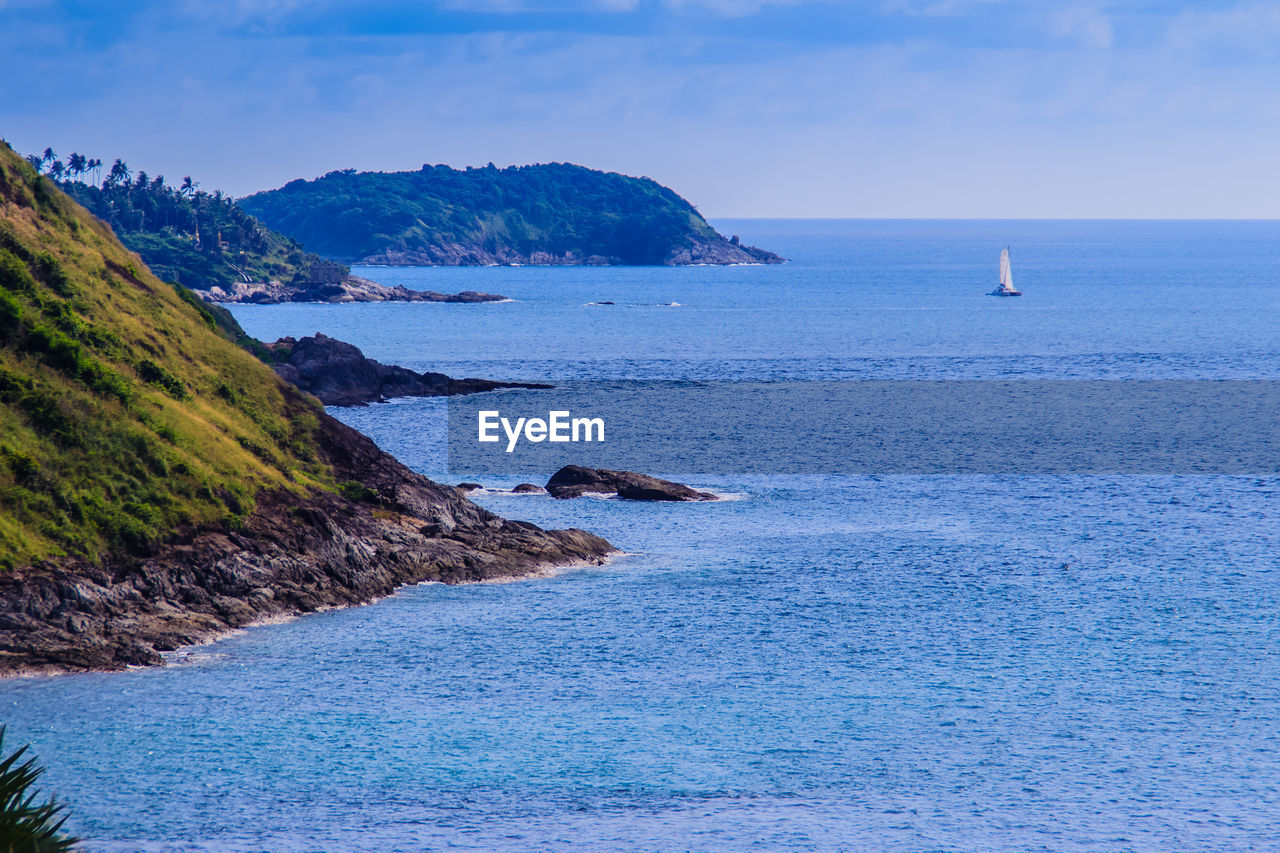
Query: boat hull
989,289,1022,297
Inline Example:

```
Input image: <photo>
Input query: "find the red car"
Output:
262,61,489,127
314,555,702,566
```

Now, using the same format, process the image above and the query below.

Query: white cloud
1166,3,1280,54
437,0,639,10
438,0,809,14
1049,5,1112,49
178,0,313,27
660,0,806,16
881,0,1008,18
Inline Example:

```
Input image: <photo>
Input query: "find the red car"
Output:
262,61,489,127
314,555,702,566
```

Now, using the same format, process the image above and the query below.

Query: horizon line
705,216,1280,222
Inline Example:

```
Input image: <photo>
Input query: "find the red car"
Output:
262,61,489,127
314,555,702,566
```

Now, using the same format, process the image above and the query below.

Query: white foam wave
704,490,749,501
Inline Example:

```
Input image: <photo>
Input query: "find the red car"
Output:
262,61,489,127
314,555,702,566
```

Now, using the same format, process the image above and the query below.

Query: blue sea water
4,220,1280,851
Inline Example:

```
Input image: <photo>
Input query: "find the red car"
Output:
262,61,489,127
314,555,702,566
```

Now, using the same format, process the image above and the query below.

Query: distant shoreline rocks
195,275,506,305
356,238,782,267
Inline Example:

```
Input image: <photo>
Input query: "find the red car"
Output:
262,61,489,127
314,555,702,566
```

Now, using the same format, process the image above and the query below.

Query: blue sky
1,0,1277,216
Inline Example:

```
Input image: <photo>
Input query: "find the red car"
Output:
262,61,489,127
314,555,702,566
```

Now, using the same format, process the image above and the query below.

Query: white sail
999,248,1013,292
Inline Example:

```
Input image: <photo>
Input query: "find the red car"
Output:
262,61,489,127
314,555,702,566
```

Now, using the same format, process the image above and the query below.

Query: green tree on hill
27,148,332,291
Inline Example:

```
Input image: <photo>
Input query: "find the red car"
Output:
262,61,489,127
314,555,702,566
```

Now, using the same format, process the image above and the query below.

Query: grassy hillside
0,141,335,569
239,162,738,265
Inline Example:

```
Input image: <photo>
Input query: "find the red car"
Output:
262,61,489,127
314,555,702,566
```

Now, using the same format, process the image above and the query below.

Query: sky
1,0,1278,217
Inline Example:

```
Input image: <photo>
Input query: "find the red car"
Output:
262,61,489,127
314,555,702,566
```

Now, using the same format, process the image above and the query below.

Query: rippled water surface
4,221,1280,850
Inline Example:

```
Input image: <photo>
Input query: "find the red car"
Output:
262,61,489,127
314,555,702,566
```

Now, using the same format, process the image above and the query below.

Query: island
0,143,613,674
238,162,784,267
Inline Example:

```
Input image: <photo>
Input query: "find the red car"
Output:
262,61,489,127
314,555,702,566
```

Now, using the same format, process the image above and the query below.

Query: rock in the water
512,483,545,493
268,333,551,406
545,465,717,501
456,483,483,492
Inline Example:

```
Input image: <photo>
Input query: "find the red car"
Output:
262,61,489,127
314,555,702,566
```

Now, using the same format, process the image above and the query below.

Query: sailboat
989,247,1022,296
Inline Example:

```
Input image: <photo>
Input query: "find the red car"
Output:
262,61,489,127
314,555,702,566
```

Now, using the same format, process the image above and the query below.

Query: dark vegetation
0,728,78,852
25,148,336,291
239,162,745,265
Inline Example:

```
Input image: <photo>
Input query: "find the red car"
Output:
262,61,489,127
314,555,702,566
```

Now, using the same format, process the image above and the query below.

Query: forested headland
240,162,782,267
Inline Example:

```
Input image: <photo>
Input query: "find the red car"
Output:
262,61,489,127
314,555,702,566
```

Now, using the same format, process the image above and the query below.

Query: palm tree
48,160,65,181
179,176,197,197
107,158,130,187
68,153,87,182
40,148,55,168
0,728,79,851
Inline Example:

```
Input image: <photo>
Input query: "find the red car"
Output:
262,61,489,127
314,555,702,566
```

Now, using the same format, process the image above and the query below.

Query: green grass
0,141,338,569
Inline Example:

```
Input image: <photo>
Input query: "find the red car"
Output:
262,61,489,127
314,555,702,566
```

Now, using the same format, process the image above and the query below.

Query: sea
3,220,1280,851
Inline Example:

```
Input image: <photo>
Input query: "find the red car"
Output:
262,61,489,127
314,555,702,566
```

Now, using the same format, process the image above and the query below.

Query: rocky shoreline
358,235,783,267
194,275,506,305
0,416,613,676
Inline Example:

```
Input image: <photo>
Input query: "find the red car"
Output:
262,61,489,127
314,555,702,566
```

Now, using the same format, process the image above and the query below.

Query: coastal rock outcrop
664,236,783,266
545,466,718,501
268,333,550,406
194,275,506,305
0,418,613,676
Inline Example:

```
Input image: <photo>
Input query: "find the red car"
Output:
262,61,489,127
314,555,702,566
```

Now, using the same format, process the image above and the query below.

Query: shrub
337,480,378,503
135,359,186,399
0,249,36,294
32,253,73,297
1,447,39,485
0,727,79,852
0,290,22,334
